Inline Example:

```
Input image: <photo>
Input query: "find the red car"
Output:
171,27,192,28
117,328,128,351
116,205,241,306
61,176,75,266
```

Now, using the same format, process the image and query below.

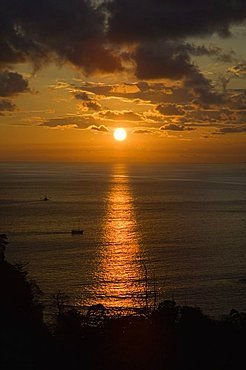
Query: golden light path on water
91,164,145,310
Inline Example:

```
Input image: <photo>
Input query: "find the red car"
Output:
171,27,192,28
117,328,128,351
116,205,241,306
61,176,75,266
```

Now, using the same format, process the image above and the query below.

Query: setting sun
113,128,127,141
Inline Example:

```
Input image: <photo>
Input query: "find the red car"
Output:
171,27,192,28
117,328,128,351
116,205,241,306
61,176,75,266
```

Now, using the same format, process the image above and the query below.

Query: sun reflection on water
92,164,145,310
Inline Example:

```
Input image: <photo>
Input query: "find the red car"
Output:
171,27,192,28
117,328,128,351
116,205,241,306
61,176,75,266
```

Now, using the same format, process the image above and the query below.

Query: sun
113,128,127,141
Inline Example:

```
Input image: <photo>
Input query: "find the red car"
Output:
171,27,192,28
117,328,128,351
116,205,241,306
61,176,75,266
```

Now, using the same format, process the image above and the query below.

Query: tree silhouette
0,235,50,370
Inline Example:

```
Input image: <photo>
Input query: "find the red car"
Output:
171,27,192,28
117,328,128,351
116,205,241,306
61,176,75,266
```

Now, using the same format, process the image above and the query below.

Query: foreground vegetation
0,234,245,370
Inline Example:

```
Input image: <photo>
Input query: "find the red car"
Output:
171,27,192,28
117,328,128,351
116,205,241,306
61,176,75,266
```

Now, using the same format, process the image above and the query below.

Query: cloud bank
1,0,246,136
0,0,245,77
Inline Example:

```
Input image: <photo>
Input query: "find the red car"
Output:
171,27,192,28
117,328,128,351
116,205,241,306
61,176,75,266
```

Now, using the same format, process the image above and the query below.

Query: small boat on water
71,229,84,235
41,195,49,201
71,220,84,235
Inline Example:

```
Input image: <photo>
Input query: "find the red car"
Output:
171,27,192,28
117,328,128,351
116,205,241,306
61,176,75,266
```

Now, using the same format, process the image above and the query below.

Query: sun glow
92,164,144,308
113,128,127,141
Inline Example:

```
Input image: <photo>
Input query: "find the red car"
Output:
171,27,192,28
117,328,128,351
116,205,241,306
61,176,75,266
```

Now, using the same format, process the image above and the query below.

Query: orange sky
1,1,246,163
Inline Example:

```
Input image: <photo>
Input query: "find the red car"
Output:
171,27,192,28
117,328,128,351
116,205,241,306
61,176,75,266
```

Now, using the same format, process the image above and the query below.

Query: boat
41,195,49,201
71,220,84,235
71,229,84,235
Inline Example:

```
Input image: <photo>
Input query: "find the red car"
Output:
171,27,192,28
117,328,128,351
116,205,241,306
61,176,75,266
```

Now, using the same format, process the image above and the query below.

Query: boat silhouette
71,229,84,235
71,220,84,235
41,195,49,201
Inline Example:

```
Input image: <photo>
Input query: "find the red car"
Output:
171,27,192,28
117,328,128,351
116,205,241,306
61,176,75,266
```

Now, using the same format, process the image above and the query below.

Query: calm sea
1,162,246,317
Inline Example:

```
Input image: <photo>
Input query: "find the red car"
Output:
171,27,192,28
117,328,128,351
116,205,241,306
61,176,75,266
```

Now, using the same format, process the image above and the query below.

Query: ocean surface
1,162,246,318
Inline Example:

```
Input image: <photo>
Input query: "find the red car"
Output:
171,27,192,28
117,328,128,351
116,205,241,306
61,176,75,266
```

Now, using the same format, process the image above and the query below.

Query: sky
0,0,246,163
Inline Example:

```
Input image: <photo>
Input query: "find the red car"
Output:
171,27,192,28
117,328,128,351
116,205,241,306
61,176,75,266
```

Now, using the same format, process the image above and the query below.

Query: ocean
1,162,246,318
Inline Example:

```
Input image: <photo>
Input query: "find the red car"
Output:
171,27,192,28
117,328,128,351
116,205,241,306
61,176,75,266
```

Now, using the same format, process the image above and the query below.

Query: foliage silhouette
0,236,51,370
0,237,245,370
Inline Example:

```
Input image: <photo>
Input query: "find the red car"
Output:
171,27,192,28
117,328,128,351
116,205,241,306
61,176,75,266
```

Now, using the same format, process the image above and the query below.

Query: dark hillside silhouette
0,235,51,370
0,235,245,370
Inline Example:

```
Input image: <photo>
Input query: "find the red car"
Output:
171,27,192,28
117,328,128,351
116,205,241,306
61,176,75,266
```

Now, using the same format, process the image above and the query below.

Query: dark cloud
75,81,193,105
214,126,246,134
40,117,79,128
99,110,143,121
74,83,113,96
2,0,246,135
184,43,236,63
74,82,245,128
182,108,234,124
134,41,236,81
184,71,225,107
0,13,49,70
74,92,93,101
74,82,141,99
0,0,122,73
105,1,246,101
1,0,245,77
137,81,150,92
132,40,226,107
229,90,246,110
0,99,16,113
133,129,153,134
40,116,97,128
89,124,109,132
157,103,185,116
74,90,101,111
133,41,196,80
83,101,101,111
0,71,29,97
160,123,194,131
106,0,246,43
